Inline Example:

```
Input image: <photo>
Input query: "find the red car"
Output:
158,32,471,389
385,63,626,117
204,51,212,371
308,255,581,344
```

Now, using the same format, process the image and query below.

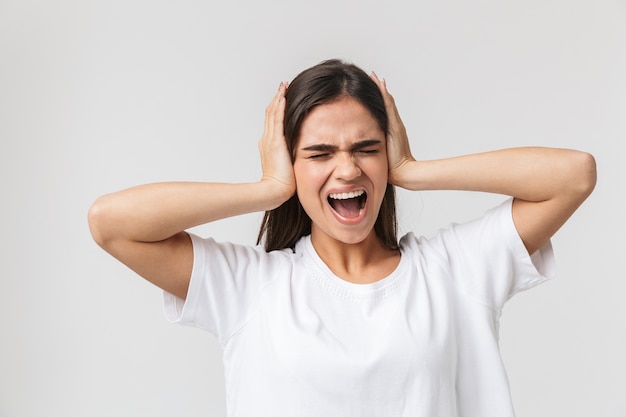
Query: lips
327,190,367,219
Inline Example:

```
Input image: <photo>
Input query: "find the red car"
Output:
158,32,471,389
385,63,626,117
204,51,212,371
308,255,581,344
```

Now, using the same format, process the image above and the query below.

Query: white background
1,0,625,416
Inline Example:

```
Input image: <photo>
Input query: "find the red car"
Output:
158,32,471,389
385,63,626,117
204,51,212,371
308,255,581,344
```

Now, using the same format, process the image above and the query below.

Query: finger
270,82,287,116
272,82,287,124
370,71,392,99
261,82,288,157
370,71,382,87
371,72,396,109
275,81,288,104
370,74,403,131
272,84,287,136
264,82,286,137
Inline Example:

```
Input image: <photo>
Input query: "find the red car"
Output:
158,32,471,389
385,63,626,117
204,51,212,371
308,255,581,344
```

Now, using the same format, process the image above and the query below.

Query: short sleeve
163,234,288,342
419,198,555,312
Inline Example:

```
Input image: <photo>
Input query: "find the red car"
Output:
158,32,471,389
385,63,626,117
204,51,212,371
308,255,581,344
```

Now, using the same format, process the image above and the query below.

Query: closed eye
308,153,331,160
301,140,382,160
351,140,383,155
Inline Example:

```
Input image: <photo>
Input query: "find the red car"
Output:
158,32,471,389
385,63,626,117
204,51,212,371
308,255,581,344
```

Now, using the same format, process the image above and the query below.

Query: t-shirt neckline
297,235,409,301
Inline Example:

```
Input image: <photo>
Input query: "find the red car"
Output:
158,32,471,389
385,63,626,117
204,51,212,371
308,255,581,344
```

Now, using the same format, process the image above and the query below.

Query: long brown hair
257,59,398,251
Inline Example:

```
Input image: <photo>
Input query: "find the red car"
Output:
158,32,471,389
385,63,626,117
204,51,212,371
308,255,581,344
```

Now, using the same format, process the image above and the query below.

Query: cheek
364,157,389,184
293,162,323,198
293,163,327,220
292,162,307,189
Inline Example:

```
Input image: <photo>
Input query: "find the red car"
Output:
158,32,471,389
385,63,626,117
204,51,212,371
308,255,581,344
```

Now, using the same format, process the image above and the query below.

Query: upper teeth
329,190,365,200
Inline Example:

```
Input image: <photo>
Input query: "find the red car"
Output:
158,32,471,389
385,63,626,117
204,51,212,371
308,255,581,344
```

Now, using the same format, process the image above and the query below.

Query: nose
334,153,361,181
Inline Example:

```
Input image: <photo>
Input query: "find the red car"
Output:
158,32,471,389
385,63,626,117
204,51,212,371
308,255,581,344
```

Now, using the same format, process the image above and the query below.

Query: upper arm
512,151,596,254
97,231,194,300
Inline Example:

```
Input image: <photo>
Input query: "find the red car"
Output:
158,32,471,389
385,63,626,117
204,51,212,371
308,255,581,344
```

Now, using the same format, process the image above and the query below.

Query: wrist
388,159,420,190
258,177,296,210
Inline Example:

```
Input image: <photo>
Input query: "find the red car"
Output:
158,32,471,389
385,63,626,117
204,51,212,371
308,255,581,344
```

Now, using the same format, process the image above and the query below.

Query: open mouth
327,190,367,219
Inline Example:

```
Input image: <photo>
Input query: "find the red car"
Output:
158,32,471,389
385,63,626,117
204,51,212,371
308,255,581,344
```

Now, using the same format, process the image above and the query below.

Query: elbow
87,195,114,249
575,151,597,199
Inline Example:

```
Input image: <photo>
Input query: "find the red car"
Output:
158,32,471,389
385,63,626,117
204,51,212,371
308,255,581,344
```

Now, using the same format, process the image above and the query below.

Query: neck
310,229,400,284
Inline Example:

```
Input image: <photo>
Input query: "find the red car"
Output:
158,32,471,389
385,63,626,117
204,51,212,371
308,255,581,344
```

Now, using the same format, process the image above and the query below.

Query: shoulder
398,198,517,263
399,198,555,310
189,233,298,280
190,233,295,258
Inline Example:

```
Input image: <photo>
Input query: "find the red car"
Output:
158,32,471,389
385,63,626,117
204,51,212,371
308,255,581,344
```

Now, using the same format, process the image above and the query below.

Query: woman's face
293,96,389,246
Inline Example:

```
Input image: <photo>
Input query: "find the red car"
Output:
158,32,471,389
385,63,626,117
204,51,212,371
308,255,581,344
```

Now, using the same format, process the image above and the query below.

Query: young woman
88,59,596,416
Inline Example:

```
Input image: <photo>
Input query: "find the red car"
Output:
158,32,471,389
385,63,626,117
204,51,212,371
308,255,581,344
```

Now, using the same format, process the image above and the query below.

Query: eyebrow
301,139,382,153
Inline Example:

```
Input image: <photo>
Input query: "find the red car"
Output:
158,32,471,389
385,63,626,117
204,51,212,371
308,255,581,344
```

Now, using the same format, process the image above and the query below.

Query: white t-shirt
164,198,555,417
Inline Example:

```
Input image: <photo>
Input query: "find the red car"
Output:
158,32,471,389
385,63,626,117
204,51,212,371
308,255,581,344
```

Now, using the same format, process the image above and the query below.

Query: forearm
392,147,596,202
88,180,289,245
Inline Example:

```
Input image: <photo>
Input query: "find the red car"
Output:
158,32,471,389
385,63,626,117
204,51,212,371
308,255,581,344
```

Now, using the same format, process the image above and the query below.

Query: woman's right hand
258,82,296,207
88,82,300,299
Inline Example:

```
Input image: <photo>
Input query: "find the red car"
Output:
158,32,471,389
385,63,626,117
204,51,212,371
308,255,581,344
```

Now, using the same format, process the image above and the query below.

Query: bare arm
391,148,596,254
88,83,294,299
370,74,597,254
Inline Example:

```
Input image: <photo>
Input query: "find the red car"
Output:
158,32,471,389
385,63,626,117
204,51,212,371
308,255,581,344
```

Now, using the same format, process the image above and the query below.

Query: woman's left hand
370,73,415,187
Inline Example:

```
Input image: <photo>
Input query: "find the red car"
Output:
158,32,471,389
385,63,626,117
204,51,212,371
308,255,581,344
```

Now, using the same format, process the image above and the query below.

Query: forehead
297,97,383,147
